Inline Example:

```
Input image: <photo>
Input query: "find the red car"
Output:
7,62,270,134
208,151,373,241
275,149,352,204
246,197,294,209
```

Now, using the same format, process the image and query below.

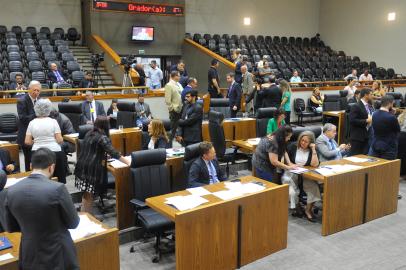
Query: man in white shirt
290,70,302,86
81,91,106,124
359,69,373,82
344,68,358,81
147,60,163,89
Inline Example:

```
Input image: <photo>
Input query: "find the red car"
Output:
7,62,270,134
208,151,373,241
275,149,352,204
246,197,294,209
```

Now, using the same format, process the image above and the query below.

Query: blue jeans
255,168,274,182
150,84,161,89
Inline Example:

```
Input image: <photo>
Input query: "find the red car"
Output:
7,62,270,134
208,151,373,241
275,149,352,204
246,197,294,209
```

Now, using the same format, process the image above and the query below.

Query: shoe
292,210,303,218
306,215,316,223
398,194,402,200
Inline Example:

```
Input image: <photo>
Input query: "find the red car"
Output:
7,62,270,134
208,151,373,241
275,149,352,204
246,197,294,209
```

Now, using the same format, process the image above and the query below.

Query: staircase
69,45,118,88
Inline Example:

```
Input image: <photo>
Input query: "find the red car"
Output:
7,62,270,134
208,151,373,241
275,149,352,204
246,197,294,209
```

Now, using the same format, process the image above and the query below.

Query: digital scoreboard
93,0,184,16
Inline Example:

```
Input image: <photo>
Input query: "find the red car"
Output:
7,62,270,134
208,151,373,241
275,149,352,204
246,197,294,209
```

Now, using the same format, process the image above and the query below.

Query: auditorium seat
294,98,315,126
290,126,322,143
66,28,81,45
256,107,277,137
209,98,231,118
322,94,341,111
117,102,137,128
58,103,83,132
183,143,201,188
0,113,18,141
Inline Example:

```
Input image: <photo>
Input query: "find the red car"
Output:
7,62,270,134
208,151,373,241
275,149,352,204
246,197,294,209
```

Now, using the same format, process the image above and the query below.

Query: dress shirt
147,67,163,87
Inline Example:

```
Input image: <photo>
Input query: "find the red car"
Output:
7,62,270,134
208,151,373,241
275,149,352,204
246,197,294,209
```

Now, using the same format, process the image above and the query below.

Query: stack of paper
69,214,106,241
212,190,243,200
344,157,370,163
166,147,185,157
0,253,13,262
4,177,26,189
0,141,10,145
109,160,128,168
65,133,79,138
165,195,208,211
290,167,309,174
109,129,121,134
186,187,211,196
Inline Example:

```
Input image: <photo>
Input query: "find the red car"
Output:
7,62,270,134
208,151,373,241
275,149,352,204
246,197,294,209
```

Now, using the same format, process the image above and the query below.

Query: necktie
89,102,95,123
140,103,144,112
329,139,335,150
55,71,63,83
208,161,219,184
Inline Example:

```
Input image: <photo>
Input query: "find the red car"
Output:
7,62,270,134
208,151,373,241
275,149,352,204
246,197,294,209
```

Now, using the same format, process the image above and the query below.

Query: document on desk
165,195,208,211
316,164,363,176
290,167,309,174
247,138,261,145
109,129,121,134
221,181,266,198
212,190,244,200
109,159,129,168
0,253,14,262
344,157,372,163
69,214,106,241
65,133,79,138
4,177,26,189
187,187,211,196
166,147,185,157
0,141,10,145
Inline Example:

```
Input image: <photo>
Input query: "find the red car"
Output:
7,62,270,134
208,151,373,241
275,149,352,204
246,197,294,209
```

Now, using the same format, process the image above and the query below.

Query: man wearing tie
81,91,106,124
17,81,41,171
188,141,227,187
48,62,67,89
316,123,350,162
135,95,152,130
226,73,242,118
349,88,373,155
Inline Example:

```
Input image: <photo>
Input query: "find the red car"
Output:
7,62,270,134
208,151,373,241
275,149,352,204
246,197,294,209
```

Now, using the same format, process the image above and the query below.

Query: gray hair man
315,123,350,162
241,65,254,115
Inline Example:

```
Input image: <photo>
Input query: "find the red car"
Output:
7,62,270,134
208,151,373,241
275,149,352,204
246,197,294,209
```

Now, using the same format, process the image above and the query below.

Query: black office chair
322,94,341,111
290,126,322,143
294,98,315,126
183,143,201,188
209,98,231,119
58,103,83,132
129,149,174,263
339,90,349,111
255,107,277,137
398,131,406,175
0,113,18,141
117,102,137,128
208,111,235,177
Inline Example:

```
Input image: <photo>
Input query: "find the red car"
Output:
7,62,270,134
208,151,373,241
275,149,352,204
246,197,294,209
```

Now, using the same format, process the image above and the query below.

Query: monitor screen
132,26,154,41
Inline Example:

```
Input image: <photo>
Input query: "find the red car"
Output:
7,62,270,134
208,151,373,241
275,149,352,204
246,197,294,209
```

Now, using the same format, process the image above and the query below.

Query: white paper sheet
109,129,121,134
69,215,106,241
4,177,26,189
0,141,10,145
247,138,260,145
165,195,208,211
344,157,370,163
186,187,211,196
316,164,363,176
109,160,129,168
166,147,185,157
290,167,309,174
223,181,265,196
212,190,243,200
64,133,79,138
0,253,14,261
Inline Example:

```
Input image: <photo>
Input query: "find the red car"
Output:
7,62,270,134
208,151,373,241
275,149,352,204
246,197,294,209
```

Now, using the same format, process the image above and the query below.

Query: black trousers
349,139,369,156
285,111,291,125
32,150,67,184
22,145,32,172
230,107,238,118
169,111,181,143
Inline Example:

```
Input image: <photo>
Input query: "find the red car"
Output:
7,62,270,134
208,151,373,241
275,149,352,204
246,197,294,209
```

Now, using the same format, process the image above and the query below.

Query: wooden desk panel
0,143,20,170
202,118,257,143
166,156,186,191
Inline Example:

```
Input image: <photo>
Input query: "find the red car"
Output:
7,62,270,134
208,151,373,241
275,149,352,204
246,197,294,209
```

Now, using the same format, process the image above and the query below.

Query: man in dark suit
4,148,80,269
0,148,18,174
135,95,152,130
257,76,282,108
226,73,242,118
349,88,373,156
81,90,106,124
8,73,27,97
78,71,98,89
17,80,41,171
188,141,227,187
176,90,203,146
48,62,67,88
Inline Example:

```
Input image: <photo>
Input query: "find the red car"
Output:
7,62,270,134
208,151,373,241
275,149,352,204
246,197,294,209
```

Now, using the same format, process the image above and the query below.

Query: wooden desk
303,155,400,236
0,213,119,270
107,155,185,230
233,139,259,177
202,118,257,144
322,111,345,144
146,176,288,270
0,143,20,171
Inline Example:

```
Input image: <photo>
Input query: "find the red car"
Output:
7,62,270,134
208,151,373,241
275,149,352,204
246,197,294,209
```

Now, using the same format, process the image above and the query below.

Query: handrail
184,38,236,70
2,86,150,95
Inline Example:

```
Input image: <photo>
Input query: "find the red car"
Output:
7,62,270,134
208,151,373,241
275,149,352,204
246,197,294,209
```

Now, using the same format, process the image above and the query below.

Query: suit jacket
78,79,98,89
4,173,80,270
134,102,151,118
0,148,18,174
48,70,67,83
242,72,254,95
258,84,282,108
349,100,370,142
188,157,226,187
316,134,345,162
177,102,203,144
8,82,27,91
227,82,242,109
80,100,106,124
16,94,36,145
164,80,183,113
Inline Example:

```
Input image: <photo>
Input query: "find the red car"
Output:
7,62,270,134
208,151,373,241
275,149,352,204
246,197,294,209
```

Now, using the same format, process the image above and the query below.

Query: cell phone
252,181,265,186
231,178,241,182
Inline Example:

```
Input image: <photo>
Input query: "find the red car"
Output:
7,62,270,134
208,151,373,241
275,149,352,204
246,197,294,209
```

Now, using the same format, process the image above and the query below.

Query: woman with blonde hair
309,87,324,113
279,80,292,124
343,78,357,101
371,80,386,100
146,119,169,149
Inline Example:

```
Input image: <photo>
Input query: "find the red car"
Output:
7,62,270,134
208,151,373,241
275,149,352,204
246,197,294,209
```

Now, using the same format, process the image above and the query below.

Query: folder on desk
0,237,12,251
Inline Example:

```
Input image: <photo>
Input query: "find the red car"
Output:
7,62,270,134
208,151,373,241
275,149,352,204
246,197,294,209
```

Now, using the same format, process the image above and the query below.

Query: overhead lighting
388,12,396,21
244,17,251,26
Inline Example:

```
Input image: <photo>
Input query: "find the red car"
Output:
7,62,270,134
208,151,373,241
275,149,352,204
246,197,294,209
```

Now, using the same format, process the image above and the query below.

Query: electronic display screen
93,0,184,16
132,26,154,41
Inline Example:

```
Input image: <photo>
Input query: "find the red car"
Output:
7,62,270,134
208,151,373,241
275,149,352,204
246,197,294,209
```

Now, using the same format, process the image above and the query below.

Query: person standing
226,73,242,118
181,77,198,102
241,65,254,115
147,60,163,90
349,88,373,155
81,91,106,124
176,90,203,146
208,59,221,98
234,56,247,84
257,76,282,108
4,148,80,270
165,71,183,144
279,80,292,124
17,80,40,171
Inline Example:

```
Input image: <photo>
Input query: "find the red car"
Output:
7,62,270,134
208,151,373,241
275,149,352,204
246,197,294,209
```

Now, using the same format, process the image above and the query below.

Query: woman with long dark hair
74,116,131,213
252,125,297,183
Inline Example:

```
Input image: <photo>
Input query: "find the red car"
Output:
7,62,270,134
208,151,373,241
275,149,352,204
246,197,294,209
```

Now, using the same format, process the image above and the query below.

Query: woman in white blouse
344,78,357,101
25,98,66,183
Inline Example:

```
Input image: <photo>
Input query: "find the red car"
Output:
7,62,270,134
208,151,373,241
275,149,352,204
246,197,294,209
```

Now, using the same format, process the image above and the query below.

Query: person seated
284,131,321,222
309,87,324,113
8,73,27,97
348,89,360,104
48,62,67,89
135,95,152,131
0,148,18,174
81,91,106,124
258,61,273,83
107,99,119,128
78,71,98,95
252,125,298,184
371,80,386,100
145,119,169,150
359,69,373,83
344,78,357,101
316,123,350,162
188,141,226,188
289,70,302,86
344,68,358,81
176,90,203,146
267,108,286,134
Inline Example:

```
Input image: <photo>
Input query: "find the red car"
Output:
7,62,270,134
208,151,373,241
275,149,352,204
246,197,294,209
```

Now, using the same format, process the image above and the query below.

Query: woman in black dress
74,116,131,213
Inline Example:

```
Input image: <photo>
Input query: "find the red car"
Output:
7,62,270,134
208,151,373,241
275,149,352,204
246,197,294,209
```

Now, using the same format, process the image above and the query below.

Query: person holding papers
75,116,131,213
316,123,350,162
4,148,80,270
284,131,321,222
252,125,297,184
188,141,226,187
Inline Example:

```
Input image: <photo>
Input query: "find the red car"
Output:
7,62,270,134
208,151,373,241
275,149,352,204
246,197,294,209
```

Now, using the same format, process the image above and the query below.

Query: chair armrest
130,198,147,209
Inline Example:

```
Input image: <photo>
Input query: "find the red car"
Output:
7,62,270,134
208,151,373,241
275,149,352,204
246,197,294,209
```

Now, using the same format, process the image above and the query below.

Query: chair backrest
290,126,322,143
386,92,403,107
209,98,231,118
339,90,349,110
208,111,226,158
131,149,170,202
116,102,136,128
323,94,341,111
183,142,201,182
293,98,306,113
58,103,83,132
256,107,277,137
78,124,94,139
0,113,18,133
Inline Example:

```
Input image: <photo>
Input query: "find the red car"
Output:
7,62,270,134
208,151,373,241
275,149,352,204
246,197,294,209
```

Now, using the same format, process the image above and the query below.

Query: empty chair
41,44,54,53
7,45,20,53
54,39,68,47
6,39,18,46
58,103,83,132
66,61,80,73
24,45,37,53
22,32,32,40
57,45,70,54
209,98,231,118
39,82,53,97
8,61,22,72
22,38,35,46
53,28,65,38
28,61,43,72
0,25,7,37
6,32,17,39
44,51,57,63
62,52,75,63
71,71,85,87
56,82,74,96
26,52,40,62
39,27,51,36
294,98,315,126
117,102,137,128
11,26,22,37
36,32,48,40
25,26,37,37
66,27,81,45
38,39,50,46
256,107,277,137
322,94,341,111
31,71,46,83
50,33,62,44
0,113,19,142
